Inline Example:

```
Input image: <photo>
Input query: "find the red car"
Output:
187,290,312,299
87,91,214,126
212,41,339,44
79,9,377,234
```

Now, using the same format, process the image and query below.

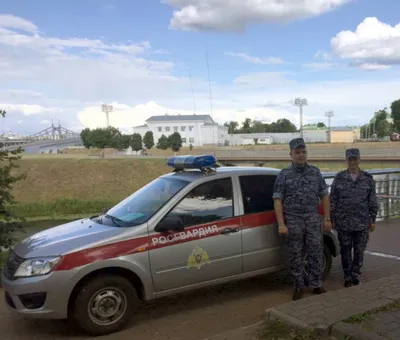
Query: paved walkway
265,272,400,339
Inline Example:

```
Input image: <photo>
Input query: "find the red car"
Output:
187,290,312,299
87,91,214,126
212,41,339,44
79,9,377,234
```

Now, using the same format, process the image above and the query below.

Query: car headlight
14,257,61,278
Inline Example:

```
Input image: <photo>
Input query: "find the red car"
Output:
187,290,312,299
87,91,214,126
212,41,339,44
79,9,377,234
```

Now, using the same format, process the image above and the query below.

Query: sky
1,0,400,135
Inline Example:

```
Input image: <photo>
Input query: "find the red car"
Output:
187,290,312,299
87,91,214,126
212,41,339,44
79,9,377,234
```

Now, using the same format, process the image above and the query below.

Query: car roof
161,166,282,183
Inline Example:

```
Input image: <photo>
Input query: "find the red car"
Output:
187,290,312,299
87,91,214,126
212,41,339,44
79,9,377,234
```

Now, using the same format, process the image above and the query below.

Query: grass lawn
7,156,400,219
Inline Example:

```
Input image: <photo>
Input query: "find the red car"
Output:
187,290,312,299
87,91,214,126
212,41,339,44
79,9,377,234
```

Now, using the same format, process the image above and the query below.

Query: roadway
0,219,399,340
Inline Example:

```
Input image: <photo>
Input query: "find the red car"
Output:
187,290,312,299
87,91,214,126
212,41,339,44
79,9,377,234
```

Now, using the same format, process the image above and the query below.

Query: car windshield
102,177,189,227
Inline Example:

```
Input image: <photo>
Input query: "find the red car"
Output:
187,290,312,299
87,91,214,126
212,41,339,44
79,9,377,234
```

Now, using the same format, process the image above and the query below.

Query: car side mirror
155,215,184,233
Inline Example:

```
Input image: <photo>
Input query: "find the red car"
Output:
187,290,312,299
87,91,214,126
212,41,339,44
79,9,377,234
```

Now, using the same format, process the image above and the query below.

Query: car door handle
220,228,240,235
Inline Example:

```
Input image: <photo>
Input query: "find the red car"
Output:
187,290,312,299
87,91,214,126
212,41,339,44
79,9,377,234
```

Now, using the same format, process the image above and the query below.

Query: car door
238,174,287,273
148,176,243,293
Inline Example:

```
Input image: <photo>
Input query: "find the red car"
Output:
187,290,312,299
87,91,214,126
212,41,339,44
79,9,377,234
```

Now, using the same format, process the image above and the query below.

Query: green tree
115,134,131,150
317,122,326,128
80,128,93,149
373,108,392,138
273,118,297,133
251,120,265,133
390,99,400,133
143,131,155,150
168,132,182,152
130,133,143,152
156,135,169,150
223,121,239,134
0,111,26,249
241,118,252,133
82,126,122,149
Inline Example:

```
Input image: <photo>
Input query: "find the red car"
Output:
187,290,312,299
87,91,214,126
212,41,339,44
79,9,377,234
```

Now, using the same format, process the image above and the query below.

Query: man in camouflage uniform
273,138,332,301
329,148,379,287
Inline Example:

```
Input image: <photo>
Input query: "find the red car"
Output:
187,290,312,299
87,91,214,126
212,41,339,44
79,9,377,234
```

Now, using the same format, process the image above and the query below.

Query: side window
164,178,234,228
239,175,276,214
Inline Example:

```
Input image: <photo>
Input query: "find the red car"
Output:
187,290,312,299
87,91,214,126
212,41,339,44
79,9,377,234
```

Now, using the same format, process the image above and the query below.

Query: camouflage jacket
329,170,379,231
273,163,329,217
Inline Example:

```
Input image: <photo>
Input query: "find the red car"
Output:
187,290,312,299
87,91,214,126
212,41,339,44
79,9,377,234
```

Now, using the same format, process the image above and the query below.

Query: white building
133,114,229,147
228,130,328,146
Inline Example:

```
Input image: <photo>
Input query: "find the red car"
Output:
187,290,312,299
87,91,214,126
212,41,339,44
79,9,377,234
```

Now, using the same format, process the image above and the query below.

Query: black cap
289,138,306,150
345,148,360,158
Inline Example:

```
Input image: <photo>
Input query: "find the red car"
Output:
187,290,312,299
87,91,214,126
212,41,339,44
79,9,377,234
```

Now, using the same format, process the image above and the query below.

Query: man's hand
278,224,288,235
370,223,375,232
323,219,332,232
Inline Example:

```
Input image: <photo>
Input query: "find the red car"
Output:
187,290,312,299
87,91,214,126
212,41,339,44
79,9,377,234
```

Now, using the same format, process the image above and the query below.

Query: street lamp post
101,104,114,128
294,98,308,139
325,110,334,143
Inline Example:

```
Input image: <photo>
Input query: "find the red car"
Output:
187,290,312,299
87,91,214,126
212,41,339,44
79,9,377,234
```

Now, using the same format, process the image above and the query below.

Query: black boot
293,288,304,301
344,280,352,288
312,287,327,294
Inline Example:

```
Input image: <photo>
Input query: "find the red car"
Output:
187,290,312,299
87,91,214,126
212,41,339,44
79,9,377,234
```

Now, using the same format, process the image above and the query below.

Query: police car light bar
167,154,217,170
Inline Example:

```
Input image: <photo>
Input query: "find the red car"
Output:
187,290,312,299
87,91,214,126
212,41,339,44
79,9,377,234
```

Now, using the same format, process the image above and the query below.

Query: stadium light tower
325,111,334,143
101,103,114,128
294,97,308,138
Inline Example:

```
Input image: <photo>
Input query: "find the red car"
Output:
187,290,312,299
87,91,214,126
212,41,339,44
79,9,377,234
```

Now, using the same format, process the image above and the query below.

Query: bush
0,145,27,249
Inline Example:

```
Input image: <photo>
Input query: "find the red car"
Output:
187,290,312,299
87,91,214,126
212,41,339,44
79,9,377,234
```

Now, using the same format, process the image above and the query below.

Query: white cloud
0,14,38,33
2,14,400,134
233,72,294,88
163,0,352,32
1,103,63,116
302,62,340,70
331,17,400,70
0,14,181,103
314,50,332,61
358,63,390,71
226,52,283,65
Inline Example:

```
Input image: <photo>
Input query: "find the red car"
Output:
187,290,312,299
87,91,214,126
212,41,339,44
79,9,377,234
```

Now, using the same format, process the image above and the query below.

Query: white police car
2,155,339,335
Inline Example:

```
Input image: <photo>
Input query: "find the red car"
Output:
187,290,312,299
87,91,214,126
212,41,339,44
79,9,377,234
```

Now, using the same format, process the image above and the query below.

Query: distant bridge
1,122,82,153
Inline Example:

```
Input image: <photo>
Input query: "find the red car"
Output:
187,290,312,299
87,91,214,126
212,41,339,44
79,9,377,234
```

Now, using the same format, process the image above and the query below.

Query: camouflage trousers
285,214,323,289
338,229,369,282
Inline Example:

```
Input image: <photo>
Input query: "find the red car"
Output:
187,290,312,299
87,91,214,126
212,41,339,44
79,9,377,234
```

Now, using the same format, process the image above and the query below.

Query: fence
215,149,400,158
323,169,400,220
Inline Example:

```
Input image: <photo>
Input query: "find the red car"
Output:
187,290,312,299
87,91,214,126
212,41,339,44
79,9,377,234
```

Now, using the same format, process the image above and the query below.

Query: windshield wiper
104,214,125,228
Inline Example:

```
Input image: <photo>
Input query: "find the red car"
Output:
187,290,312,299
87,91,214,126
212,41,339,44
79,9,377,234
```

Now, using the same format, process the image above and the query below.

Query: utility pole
325,111,334,143
101,104,114,128
294,98,308,138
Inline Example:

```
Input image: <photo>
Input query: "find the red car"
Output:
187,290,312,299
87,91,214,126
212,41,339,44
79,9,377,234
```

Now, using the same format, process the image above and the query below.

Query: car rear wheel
304,243,333,281
71,274,139,336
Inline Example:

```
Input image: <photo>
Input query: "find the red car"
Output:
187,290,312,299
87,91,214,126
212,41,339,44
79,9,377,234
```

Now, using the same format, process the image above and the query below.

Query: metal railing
215,149,400,158
323,169,400,220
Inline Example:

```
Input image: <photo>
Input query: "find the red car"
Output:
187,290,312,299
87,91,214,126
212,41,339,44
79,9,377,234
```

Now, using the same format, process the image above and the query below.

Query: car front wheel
70,274,139,336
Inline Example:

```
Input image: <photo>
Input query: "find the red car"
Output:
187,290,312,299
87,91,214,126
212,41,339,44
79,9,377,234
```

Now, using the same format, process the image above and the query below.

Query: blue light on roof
167,154,217,170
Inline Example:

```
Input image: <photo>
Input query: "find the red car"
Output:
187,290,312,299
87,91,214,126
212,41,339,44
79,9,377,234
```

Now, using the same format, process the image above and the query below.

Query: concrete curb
265,307,331,337
265,308,310,329
331,322,388,340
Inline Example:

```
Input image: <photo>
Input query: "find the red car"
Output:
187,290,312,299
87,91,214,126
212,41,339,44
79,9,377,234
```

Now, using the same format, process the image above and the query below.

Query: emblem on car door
187,246,210,269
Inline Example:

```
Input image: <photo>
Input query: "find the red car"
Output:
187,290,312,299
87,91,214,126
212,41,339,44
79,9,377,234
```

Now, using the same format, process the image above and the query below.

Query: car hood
13,218,125,258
